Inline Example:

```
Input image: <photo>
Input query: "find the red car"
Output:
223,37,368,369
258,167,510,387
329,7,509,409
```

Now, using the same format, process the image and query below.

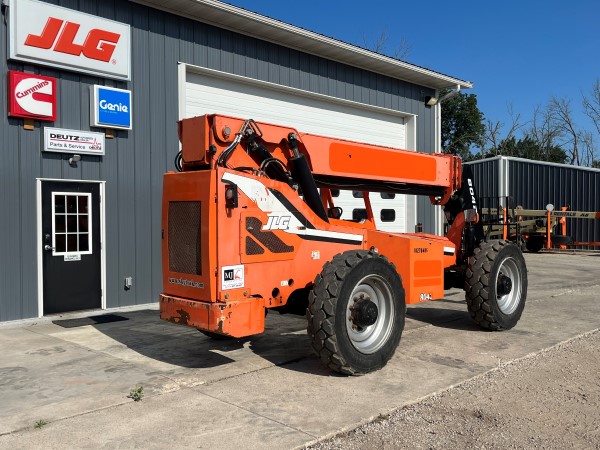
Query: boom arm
178,114,463,206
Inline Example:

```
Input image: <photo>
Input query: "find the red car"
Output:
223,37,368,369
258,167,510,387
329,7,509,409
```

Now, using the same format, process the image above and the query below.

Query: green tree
441,91,486,160
494,136,567,163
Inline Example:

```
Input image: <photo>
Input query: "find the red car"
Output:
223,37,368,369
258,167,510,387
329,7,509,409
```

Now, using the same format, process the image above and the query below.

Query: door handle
44,245,55,251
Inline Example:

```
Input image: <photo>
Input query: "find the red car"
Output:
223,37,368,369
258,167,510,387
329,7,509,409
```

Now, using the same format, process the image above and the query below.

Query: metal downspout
435,85,461,235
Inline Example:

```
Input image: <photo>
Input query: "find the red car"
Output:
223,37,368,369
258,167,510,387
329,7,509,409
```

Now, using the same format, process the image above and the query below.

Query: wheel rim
495,256,522,314
345,274,395,354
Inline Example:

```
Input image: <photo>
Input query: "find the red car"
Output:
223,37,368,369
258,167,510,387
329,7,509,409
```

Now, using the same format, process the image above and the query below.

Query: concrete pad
0,388,312,450
0,252,599,448
189,286,599,439
0,326,176,435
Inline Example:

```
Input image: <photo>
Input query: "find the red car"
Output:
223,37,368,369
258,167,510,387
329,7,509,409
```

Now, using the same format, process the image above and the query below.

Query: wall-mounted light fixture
425,96,438,106
425,85,463,107
68,154,82,166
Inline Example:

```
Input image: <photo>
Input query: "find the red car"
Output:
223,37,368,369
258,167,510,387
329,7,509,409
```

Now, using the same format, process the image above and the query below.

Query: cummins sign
91,86,132,130
8,71,57,121
8,0,131,80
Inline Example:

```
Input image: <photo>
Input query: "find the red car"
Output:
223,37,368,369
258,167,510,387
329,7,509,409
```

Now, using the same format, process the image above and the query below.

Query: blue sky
223,0,600,143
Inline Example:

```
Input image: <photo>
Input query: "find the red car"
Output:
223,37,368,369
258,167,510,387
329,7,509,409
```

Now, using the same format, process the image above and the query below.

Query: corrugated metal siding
467,158,600,247
0,0,436,321
467,158,500,199
466,158,501,212
508,159,600,247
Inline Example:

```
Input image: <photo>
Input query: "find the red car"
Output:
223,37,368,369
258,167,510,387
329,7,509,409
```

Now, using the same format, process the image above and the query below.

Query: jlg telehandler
160,114,528,375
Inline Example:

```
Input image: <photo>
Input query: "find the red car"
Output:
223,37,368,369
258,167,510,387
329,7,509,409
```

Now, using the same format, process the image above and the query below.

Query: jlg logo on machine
262,214,292,231
8,0,131,80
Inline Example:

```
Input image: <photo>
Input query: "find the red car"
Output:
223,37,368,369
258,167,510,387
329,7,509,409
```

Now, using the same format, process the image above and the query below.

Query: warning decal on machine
222,264,244,290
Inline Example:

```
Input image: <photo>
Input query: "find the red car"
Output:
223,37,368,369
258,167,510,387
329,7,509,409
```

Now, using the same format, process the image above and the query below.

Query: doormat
52,314,129,328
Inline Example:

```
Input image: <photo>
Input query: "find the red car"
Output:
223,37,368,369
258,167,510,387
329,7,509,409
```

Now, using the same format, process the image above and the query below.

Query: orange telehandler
160,114,528,375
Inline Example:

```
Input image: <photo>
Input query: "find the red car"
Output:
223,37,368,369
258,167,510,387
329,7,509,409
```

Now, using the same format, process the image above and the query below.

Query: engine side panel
365,231,457,304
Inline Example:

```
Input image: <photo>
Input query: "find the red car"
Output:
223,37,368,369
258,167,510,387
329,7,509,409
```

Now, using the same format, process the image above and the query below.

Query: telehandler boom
160,114,528,374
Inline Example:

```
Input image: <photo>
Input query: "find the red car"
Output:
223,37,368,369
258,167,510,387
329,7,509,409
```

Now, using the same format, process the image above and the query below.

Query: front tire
465,240,527,330
307,250,405,375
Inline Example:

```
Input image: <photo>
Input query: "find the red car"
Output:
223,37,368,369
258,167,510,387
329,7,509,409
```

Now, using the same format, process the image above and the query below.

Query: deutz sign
8,0,131,80
44,128,105,156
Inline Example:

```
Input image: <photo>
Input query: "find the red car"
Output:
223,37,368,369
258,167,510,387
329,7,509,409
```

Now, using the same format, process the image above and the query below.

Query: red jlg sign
25,17,121,63
8,0,131,80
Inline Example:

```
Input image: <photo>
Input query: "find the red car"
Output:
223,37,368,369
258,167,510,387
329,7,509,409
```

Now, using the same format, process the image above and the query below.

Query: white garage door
182,66,413,232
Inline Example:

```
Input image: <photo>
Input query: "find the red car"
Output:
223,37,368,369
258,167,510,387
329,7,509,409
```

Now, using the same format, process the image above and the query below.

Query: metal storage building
466,156,600,246
0,0,472,322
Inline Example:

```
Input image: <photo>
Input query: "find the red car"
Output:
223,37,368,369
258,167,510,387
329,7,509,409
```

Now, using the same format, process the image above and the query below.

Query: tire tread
465,239,526,330
307,251,399,375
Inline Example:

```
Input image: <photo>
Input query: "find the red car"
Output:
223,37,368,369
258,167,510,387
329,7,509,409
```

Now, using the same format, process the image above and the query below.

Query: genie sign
91,85,132,130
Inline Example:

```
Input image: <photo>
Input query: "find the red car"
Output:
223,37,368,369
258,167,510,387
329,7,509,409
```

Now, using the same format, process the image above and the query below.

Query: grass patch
128,386,144,402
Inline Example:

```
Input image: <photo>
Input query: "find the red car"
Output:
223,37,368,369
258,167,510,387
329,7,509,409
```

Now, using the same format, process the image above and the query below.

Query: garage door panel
186,72,406,148
184,69,411,232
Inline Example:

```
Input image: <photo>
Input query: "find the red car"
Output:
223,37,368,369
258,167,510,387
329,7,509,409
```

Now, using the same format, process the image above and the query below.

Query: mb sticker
222,264,244,290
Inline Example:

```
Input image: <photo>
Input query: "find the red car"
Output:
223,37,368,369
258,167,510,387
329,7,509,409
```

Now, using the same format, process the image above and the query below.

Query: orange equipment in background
160,114,528,375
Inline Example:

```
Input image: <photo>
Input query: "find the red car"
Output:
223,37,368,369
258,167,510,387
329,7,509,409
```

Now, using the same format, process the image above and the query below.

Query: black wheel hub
497,274,513,296
351,298,378,327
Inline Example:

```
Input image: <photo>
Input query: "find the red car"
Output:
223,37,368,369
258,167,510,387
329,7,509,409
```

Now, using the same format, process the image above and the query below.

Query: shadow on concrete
406,304,481,332
53,314,129,328
85,310,242,369
85,309,325,374
86,302,485,375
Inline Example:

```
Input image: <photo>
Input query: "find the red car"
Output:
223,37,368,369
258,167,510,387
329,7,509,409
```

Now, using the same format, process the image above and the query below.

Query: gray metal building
0,0,472,322
467,156,600,246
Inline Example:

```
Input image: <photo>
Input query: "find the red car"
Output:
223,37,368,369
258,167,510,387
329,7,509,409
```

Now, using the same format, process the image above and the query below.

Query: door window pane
79,215,88,233
67,196,77,213
78,196,88,213
52,192,92,255
55,196,66,213
79,234,89,252
55,215,66,233
55,234,66,253
67,234,78,252
67,215,78,233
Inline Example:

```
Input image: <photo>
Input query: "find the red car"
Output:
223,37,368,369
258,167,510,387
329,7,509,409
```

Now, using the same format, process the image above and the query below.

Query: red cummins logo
25,17,121,62
8,71,57,121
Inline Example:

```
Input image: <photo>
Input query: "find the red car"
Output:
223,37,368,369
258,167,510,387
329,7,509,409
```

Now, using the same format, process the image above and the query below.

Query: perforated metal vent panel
245,236,265,255
168,201,201,275
246,217,294,253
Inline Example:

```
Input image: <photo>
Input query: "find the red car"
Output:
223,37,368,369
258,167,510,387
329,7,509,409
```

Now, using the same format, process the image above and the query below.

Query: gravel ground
307,329,600,450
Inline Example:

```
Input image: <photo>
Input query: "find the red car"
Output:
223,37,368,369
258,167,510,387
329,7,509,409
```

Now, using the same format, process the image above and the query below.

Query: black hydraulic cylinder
290,153,329,223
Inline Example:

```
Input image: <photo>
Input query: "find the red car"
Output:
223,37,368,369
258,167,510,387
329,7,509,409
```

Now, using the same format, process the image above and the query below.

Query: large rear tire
465,240,527,330
307,250,405,375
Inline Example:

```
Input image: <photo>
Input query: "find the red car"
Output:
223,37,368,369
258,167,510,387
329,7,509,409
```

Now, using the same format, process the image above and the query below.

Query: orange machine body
161,114,465,337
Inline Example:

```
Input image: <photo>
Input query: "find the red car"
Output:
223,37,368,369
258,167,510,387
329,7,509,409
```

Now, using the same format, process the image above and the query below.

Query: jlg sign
25,17,120,63
8,0,131,80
